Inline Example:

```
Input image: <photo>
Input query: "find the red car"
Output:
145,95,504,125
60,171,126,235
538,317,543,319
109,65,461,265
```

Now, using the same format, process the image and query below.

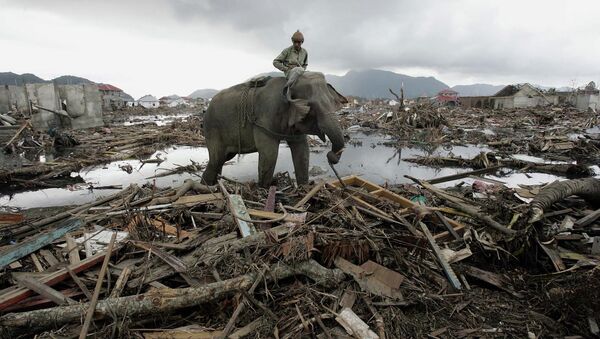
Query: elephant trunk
318,111,345,164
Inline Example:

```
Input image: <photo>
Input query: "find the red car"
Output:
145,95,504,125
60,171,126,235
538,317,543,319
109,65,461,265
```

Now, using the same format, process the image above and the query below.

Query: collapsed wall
0,83,104,130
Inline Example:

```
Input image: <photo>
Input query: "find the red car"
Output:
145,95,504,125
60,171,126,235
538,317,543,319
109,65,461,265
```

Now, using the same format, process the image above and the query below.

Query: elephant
201,72,347,187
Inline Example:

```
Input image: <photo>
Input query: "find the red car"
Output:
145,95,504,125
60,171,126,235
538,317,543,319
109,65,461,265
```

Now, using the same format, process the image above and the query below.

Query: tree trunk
0,260,344,330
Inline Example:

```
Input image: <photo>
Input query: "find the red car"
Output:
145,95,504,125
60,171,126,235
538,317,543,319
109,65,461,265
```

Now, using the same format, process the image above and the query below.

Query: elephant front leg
287,136,309,185
256,133,280,188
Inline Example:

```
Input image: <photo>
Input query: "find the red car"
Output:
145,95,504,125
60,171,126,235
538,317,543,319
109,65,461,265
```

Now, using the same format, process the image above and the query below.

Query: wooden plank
8,261,22,269
30,253,44,272
463,265,523,298
65,234,81,265
79,232,117,339
1,288,81,312
65,266,93,300
0,219,83,270
419,222,462,290
39,249,60,267
428,166,501,184
294,180,326,208
434,211,461,240
575,208,600,228
592,237,600,255
247,209,297,222
141,216,191,239
173,193,223,206
330,176,466,233
334,257,403,300
110,265,132,298
228,194,257,238
538,241,566,271
0,244,120,311
0,213,24,225
14,276,76,306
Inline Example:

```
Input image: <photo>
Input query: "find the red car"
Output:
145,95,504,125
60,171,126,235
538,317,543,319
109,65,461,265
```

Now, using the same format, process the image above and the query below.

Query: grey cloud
2,0,599,86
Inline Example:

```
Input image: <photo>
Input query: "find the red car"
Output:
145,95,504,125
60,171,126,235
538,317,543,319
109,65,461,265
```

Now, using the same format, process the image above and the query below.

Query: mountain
326,69,449,99
240,69,448,99
1,72,95,86
52,75,94,85
451,84,505,96
0,72,46,85
188,88,219,99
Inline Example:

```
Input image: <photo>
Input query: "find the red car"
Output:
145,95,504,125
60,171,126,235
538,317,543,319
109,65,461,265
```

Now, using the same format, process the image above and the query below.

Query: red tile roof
98,84,122,92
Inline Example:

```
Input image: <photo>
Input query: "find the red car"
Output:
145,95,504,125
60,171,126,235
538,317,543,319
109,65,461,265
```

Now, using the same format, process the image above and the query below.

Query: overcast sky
1,0,599,98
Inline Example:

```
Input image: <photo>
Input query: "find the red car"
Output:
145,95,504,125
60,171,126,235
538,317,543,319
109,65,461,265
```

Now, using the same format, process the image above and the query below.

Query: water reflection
0,132,542,209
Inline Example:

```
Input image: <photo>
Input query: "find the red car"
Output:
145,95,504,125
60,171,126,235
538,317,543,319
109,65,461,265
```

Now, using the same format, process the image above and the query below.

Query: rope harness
237,80,304,157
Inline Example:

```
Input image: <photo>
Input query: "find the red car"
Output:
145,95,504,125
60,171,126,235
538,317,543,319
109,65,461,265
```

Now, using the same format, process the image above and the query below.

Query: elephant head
285,72,347,163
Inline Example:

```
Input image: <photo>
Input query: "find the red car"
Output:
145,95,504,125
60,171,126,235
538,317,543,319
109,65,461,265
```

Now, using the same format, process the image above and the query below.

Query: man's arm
301,51,308,70
273,48,289,72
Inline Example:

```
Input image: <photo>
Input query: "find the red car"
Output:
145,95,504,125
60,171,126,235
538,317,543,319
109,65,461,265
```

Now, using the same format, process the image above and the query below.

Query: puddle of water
435,171,564,190
586,126,600,134
485,172,563,188
123,113,192,126
510,154,571,165
568,133,585,141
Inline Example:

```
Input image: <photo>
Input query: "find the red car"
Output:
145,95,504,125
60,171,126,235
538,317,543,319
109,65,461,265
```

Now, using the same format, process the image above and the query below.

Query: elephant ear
287,98,311,128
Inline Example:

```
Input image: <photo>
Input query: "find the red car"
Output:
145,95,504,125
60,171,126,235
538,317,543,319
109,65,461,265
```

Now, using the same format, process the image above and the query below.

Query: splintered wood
0,174,598,338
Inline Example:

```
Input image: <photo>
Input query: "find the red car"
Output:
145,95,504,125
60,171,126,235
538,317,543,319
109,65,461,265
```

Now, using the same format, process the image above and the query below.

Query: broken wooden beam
419,222,462,290
0,219,84,270
575,208,600,228
0,244,120,311
14,276,76,306
428,166,502,184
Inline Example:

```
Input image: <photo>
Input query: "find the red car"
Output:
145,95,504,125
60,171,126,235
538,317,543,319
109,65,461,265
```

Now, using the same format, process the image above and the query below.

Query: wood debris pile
1,173,599,338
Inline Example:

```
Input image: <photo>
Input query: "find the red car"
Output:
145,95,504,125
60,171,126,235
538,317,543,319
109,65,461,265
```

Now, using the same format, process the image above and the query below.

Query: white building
138,95,159,109
492,83,551,109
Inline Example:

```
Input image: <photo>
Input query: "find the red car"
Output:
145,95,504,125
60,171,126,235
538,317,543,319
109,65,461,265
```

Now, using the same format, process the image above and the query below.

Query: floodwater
122,113,192,126
2,128,597,210
1,131,492,209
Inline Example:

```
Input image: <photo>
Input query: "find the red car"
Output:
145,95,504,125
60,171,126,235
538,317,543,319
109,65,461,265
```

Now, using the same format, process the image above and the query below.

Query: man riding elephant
201,71,346,188
273,30,308,78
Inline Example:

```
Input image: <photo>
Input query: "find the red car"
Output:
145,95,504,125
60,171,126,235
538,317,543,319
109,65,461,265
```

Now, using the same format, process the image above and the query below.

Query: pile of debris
1,172,599,338
0,115,205,190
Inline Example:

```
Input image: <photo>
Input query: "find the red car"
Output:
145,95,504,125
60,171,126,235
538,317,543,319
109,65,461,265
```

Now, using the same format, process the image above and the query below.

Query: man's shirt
273,46,308,77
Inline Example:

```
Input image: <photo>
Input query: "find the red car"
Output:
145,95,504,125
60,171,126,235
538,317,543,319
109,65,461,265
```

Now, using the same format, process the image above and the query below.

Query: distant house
436,89,459,106
491,83,551,109
138,95,159,108
160,95,189,108
98,84,133,110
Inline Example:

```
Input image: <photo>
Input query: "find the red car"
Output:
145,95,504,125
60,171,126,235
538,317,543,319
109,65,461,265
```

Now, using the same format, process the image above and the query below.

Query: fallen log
405,175,517,236
529,178,600,223
0,259,343,330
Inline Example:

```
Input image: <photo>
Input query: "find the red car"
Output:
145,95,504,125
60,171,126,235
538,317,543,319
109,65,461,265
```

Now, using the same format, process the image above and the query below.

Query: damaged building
0,83,103,130
461,82,599,111
98,84,134,111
